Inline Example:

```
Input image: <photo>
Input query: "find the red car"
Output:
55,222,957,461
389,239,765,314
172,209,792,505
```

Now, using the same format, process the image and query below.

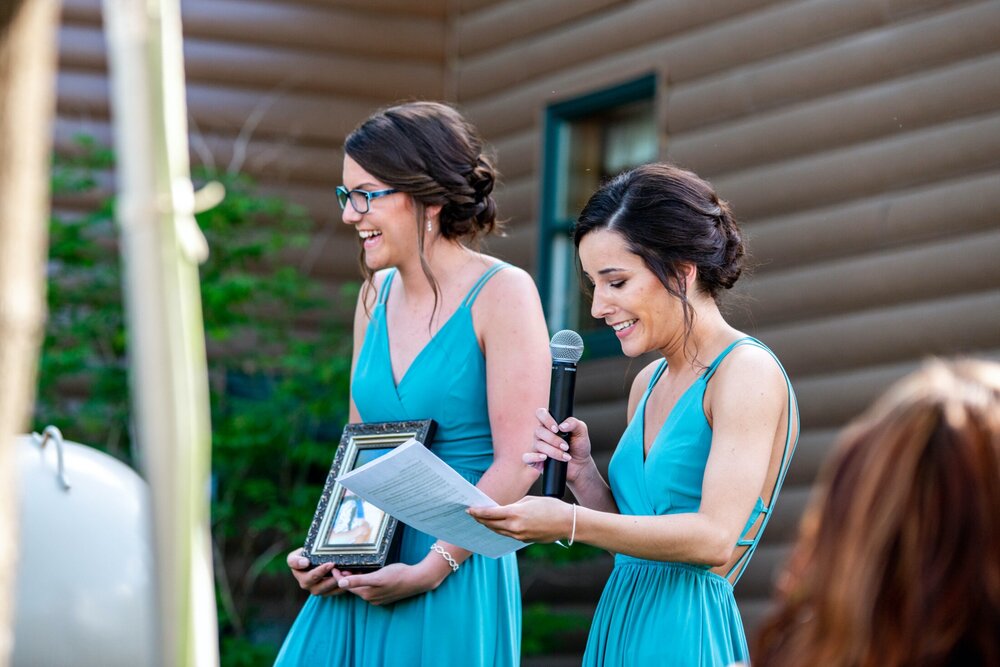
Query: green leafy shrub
521,602,591,656
38,137,353,666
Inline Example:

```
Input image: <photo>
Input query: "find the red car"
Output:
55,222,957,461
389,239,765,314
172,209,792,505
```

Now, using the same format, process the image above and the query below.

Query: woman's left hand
337,559,447,606
468,496,575,543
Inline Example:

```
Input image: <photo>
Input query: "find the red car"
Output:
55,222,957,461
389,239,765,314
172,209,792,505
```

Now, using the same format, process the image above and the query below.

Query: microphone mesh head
550,329,584,364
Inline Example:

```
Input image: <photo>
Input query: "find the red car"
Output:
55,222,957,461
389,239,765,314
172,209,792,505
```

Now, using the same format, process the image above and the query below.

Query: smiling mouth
611,319,637,332
358,230,382,240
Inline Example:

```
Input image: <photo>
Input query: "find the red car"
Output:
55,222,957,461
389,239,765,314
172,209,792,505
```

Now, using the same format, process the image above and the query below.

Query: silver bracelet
568,503,578,546
430,544,460,572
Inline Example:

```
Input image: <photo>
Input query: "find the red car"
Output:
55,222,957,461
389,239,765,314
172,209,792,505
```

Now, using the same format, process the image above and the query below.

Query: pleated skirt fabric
582,556,748,667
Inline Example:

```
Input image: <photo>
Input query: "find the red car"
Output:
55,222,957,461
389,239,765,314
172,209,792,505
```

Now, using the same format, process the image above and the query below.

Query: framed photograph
302,419,436,572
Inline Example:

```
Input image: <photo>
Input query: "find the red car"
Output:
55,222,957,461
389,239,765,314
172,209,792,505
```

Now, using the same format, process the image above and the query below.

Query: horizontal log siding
458,0,961,136
456,0,628,58
455,0,1000,658
55,0,447,296
746,169,1000,270
670,52,1000,176
59,24,445,100
667,1,1000,133
739,228,1000,325
62,0,445,59
713,114,1000,219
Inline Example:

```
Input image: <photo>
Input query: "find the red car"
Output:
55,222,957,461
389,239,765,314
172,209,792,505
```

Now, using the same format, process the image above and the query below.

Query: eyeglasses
335,186,399,214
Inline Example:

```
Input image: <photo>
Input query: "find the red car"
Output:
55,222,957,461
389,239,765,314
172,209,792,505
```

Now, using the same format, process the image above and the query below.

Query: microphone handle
542,362,576,498
541,436,569,497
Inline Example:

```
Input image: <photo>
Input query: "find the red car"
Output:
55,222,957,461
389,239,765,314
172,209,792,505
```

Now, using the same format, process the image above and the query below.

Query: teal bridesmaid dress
582,337,797,667
275,263,521,667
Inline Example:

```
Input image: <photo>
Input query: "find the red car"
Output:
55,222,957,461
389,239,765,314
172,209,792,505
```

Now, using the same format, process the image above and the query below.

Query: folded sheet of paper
336,438,528,558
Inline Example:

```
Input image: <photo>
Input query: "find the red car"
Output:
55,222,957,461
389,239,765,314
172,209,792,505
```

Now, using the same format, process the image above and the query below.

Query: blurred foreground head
754,358,1000,667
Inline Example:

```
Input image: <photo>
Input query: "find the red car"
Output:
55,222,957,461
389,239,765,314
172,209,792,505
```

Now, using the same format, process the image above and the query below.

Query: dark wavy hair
753,359,1000,667
345,101,500,316
574,163,745,354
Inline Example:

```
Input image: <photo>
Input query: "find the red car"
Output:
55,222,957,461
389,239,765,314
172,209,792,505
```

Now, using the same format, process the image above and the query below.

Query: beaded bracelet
568,503,578,546
431,544,460,572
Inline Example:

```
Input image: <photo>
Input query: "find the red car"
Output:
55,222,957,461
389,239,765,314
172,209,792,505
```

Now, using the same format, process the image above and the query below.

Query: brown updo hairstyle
574,163,745,354
344,101,500,318
753,359,1000,667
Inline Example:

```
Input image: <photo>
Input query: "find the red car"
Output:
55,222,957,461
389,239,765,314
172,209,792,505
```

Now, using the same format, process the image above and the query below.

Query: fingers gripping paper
336,438,527,558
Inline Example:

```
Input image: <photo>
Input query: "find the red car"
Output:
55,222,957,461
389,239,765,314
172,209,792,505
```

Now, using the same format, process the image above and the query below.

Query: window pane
602,101,657,174
558,98,657,335
560,122,602,220
546,232,573,333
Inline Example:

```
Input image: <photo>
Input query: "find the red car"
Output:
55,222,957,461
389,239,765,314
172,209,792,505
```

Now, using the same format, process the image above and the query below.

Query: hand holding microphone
528,409,593,486
541,330,584,497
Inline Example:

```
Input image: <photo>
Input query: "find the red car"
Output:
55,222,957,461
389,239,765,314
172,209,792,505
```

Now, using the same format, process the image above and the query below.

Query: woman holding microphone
472,163,799,666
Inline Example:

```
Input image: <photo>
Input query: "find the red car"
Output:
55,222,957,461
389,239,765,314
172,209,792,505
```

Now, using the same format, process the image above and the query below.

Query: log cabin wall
56,0,449,317
451,0,1000,660
53,0,1000,662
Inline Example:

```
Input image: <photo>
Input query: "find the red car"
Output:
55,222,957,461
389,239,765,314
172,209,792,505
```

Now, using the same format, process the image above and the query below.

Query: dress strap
723,338,799,585
647,359,668,391
376,269,397,306
461,262,510,307
702,336,755,381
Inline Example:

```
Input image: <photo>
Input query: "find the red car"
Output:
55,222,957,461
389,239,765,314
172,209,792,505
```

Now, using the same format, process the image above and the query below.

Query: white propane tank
11,427,156,666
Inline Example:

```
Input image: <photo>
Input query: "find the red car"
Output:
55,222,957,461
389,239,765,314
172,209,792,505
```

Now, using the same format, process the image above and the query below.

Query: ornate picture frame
302,419,436,572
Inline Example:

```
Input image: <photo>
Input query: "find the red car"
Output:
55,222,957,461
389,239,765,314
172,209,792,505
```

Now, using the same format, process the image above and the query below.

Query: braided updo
345,101,501,322
574,162,747,348
344,101,500,241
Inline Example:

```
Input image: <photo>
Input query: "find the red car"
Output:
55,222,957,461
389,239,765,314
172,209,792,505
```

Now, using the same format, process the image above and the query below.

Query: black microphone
542,329,584,498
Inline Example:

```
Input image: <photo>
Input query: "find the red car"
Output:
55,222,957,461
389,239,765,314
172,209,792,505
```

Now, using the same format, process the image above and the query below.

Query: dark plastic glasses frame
336,186,399,214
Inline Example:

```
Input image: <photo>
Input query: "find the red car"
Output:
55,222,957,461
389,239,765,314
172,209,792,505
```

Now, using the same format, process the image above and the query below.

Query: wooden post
0,1,61,664
102,0,219,664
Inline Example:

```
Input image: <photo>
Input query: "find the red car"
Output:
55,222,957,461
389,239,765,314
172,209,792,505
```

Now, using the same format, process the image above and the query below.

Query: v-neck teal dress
275,263,521,667
582,337,797,667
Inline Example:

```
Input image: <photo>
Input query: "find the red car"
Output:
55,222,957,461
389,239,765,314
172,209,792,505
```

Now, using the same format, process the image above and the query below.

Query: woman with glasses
471,163,799,666
275,101,550,666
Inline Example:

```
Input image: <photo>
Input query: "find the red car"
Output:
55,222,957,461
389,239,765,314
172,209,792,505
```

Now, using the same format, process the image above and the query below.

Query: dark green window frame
537,74,657,358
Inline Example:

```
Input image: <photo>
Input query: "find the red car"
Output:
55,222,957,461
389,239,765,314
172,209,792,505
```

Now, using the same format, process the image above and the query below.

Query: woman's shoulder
707,337,789,410
713,337,785,383
468,255,542,307
465,255,548,350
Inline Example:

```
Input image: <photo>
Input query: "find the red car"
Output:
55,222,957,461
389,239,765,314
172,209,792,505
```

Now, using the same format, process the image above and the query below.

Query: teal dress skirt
583,338,797,667
275,264,520,667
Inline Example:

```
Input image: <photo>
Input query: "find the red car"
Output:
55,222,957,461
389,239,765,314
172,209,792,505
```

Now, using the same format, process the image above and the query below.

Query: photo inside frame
315,440,397,552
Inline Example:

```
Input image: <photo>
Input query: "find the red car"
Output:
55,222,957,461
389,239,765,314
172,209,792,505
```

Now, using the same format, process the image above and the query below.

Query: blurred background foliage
37,136,352,665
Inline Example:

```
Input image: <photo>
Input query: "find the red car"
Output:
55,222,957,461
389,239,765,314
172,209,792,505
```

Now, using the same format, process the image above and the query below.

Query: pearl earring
426,218,432,232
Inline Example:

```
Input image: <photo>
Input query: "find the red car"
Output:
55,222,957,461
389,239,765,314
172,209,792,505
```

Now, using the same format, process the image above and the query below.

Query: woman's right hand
286,548,351,597
524,408,594,483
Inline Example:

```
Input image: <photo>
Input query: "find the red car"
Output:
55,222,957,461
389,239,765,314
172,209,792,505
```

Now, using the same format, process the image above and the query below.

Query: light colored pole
0,1,61,665
102,0,220,665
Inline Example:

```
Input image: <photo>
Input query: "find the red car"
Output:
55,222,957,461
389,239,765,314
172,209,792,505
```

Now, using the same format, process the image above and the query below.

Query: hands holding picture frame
302,419,436,572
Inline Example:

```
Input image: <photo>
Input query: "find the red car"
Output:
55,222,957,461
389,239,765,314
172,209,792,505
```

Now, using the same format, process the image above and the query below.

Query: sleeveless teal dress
582,337,797,667
275,263,521,667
